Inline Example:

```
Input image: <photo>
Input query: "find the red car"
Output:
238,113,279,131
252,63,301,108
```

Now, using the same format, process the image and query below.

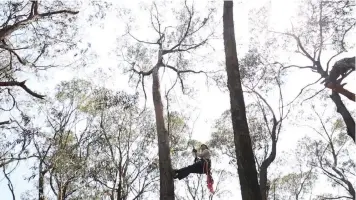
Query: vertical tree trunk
330,92,355,141
260,171,268,200
57,189,63,200
39,163,45,200
117,182,122,200
223,1,262,200
152,51,175,200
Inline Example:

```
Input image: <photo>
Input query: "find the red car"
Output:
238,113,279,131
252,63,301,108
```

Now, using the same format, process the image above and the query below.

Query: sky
0,0,355,199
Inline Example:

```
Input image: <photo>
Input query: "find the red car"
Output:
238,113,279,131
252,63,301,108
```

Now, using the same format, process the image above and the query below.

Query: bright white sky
1,0,355,199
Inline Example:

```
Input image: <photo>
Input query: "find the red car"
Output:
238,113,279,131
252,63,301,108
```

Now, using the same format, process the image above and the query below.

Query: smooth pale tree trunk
57,188,63,200
223,1,262,200
152,50,175,200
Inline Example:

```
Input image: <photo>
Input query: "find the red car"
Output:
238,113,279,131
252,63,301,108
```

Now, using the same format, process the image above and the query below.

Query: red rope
203,160,214,194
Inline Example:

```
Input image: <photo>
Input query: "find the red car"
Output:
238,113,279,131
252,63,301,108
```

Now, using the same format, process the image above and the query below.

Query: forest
0,0,355,200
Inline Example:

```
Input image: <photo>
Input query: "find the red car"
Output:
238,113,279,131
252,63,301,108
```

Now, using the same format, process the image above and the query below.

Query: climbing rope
203,159,214,194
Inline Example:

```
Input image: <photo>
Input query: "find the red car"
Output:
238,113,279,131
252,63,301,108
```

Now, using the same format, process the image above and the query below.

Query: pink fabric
203,160,214,194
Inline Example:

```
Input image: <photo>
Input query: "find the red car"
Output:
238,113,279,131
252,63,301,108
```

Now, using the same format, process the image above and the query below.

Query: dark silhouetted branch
0,81,45,99
0,1,78,40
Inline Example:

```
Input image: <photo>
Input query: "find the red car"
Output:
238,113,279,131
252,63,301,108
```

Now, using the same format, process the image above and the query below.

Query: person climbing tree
173,144,215,193
173,144,211,180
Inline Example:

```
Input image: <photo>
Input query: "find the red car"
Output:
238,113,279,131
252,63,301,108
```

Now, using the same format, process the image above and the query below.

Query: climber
173,144,212,180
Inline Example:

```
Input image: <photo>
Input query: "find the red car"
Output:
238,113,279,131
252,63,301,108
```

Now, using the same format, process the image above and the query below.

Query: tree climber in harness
173,144,214,193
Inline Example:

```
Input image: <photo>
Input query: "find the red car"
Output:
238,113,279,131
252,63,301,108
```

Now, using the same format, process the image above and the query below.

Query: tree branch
280,64,317,71
317,196,353,200
0,43,27,65
0,1,79,40
270,31,315,62
3,167,16,200
300,87,326,104
0,81,45,99
286,77,323,106
39,10,79,17
165,0,193,52
0,120,11,126
127,30,159,45
162,38,209,55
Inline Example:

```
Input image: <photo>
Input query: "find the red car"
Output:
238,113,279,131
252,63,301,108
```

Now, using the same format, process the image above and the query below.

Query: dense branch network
0,1,79,121
269,1,355,141
310,108,356,199
123,0,217,101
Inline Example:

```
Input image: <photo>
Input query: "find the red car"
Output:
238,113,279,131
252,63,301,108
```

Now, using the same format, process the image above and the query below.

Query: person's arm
197,149,210,158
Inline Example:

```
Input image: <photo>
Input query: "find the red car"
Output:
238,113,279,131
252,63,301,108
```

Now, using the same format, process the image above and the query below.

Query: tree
210,77,289,200
270,168,317,200
121,1,218,199
0,1,81,177
55,79,161,200
90,93,159,200
19,79,161,200
28,80,96,200
267,146,318,200
298,106,356,199
0,0,80,120
222,1,262,199
270,0,355,141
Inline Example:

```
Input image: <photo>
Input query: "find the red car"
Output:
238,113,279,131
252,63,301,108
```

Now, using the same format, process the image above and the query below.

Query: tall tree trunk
152,51,175,200
330,91,355,141
223,1,262,200
39,163,45,200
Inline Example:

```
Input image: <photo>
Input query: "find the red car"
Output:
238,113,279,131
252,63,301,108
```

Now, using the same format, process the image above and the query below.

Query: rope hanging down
193,147,214,194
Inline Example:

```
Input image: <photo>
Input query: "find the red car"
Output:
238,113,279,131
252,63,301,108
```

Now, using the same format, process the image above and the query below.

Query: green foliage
270,169,317,200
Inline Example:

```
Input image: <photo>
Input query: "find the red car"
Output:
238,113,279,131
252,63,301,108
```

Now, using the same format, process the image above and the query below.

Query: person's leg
175,161,203,180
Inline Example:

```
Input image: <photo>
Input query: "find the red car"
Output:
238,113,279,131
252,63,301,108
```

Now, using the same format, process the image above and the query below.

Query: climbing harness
193,147,214,194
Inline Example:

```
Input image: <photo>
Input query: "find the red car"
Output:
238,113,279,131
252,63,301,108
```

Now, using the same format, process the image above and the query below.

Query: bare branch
0,80,45,99
270,31,315,62
301,88,326,104
3,167,16,200
317,196,353,199
286,77,323,106
0,120,11,126
165,0,193,52
340,21,356,52
39,10,79,17
162,38,209,55
164,65,211,74
127,30,159,45
141,75,147,111
281,64,317,71
130,65,154,76
0,43,27,65
0,2,79,40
